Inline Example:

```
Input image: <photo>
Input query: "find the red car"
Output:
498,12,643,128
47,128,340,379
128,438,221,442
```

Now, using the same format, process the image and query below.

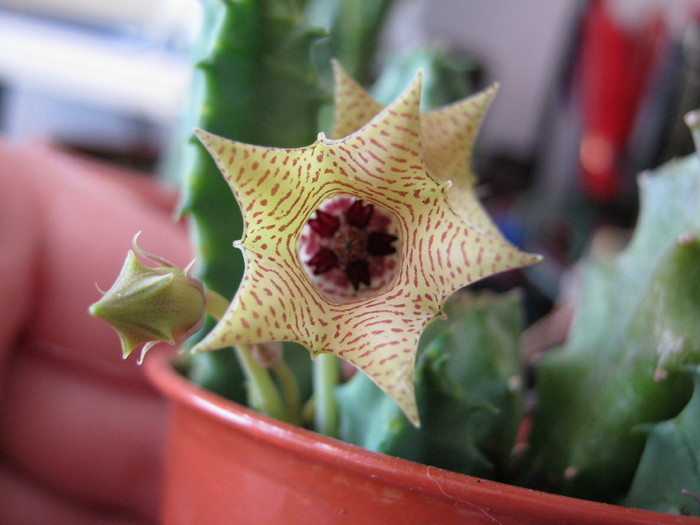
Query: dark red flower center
299,197,400,301
306,200,398,290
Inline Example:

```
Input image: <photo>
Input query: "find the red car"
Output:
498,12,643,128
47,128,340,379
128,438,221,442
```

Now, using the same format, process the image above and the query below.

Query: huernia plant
525,133,700,508
88,1,700,515
190,72,539,425
92,62,538,425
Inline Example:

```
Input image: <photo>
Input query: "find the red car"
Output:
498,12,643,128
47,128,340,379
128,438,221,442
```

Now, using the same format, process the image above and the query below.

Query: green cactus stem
623,365,700,516
178,0,327,300
525,152,700,505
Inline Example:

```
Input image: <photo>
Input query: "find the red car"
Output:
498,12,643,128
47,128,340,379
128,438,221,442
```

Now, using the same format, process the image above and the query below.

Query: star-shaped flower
192,73,539,425
331,60,509,245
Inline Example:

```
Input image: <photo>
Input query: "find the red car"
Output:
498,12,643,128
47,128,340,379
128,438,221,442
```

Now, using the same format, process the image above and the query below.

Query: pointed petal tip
481,83,500,105
374,70,424,131
407,410,421,428
466,82,499,111
394,386,420,427
410,68,424,94
193,128,220,148
518,251,544,269
397,68,424,104
330,58,344,76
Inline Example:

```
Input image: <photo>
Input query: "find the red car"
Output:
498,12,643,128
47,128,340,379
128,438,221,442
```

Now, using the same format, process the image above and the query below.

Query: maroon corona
299,196,400,303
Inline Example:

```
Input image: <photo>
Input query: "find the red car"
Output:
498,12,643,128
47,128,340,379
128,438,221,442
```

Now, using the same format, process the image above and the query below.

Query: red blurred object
578,0,667,201
146,352,698,524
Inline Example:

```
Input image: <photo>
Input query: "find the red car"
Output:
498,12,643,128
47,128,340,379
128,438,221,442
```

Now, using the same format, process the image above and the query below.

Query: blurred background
2,0,700,312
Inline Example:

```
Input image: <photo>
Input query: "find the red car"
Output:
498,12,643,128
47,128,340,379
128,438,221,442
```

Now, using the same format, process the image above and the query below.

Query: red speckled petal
192,73,540,426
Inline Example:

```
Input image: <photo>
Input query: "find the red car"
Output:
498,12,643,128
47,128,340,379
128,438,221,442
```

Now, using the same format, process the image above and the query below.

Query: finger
0,464,152,525
0,141,41,386
11,141,192,377
0,349,166,522
38,143,182,214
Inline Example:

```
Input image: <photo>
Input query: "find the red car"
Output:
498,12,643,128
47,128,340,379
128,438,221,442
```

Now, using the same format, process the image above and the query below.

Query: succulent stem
235,344,290,423
313,353,340,437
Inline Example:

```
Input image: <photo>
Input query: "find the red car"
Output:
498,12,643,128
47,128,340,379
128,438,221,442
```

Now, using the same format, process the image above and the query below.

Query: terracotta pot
145,352,698,525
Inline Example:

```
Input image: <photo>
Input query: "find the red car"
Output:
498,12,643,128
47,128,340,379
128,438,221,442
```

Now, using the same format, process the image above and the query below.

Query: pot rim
145,350,697,525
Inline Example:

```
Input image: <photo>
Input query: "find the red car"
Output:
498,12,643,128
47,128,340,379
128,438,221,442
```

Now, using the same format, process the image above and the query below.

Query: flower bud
90,235,205,363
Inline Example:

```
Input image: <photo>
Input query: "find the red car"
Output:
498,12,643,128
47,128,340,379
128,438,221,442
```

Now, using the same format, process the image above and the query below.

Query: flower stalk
313,353,341,437
270,358,302,426
233,344,289,423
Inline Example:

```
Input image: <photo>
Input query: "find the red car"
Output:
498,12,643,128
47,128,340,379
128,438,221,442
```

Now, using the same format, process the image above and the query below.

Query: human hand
0,140,192,524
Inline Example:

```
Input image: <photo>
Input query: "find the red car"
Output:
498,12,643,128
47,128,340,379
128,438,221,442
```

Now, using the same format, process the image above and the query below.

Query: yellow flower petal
192,73,539,425
331,60,509,244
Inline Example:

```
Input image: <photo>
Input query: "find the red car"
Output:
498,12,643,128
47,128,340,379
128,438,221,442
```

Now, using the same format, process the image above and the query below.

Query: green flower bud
90,235,205,363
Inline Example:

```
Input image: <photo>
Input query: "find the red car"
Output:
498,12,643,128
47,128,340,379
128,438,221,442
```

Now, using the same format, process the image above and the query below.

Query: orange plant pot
146,352,698,525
